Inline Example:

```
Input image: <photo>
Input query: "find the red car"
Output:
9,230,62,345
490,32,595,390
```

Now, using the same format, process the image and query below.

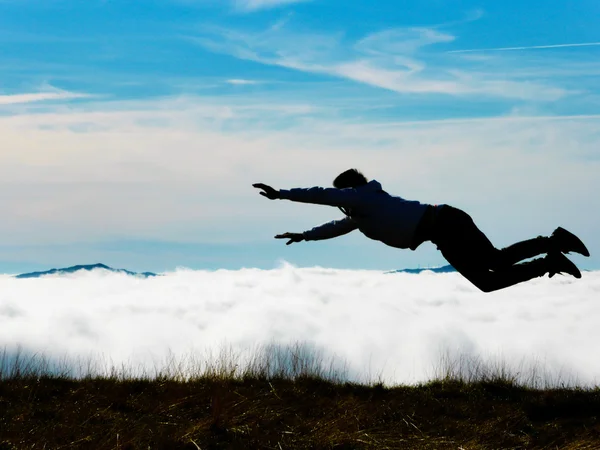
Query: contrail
448,42,600,53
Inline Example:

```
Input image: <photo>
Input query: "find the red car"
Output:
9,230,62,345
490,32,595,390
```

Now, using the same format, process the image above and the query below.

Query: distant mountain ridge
15,263,157,279
386,265,456,274
15,263,456,279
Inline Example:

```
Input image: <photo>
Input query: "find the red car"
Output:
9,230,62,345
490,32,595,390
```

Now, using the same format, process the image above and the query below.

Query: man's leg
495,237,551,268
495,227,590,268
430,205,503,269
449,253,580,292
430,206,579,292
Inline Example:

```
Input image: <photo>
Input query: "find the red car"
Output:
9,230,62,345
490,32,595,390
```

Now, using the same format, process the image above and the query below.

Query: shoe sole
555,227,590,257
548,251,582,279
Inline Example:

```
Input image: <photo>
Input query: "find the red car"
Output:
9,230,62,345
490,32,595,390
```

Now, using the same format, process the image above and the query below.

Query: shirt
278,180,431,250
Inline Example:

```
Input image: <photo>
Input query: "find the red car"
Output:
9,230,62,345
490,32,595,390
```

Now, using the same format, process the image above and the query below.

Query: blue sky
0,0,599,273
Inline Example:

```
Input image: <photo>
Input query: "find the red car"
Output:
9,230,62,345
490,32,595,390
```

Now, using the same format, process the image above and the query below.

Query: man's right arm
279,186,361,209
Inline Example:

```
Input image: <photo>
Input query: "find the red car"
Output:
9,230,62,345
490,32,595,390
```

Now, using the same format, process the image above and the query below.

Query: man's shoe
546,252,582,279
551,227,590,257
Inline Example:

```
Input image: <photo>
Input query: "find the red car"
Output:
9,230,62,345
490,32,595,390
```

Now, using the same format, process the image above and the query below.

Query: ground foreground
1,375,600,449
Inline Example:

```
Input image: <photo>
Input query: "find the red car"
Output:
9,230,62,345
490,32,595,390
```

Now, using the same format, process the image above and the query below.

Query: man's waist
410,204,445,250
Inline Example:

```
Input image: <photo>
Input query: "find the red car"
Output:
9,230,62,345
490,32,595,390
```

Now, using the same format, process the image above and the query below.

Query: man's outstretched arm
276,217,358,245
253,183,361,208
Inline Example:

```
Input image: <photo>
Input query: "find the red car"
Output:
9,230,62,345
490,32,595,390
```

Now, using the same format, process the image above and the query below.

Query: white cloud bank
1,265,599,386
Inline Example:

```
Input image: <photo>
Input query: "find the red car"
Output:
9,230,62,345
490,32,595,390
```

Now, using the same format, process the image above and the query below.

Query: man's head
333,169,368,189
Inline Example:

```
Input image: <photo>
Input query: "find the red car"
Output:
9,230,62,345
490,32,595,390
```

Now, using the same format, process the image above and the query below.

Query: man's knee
469,278,498,293
474,282,498,293
458,269,499,293
489,248,511,271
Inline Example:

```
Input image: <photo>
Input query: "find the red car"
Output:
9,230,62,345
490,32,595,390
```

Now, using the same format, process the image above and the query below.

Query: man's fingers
253,183,272,192
275,233,302,244
254,183,279,200
275,234,299,244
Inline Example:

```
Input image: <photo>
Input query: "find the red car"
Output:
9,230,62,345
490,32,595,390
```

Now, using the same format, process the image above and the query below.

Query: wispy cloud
192,25,571,101
0,89,90,105
355,28,455,56
225,78,262,85
269,12,294,31
234,0,311,12
448,41,600,54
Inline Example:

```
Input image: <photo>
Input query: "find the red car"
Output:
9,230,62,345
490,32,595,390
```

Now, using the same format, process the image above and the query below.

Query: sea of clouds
1,263,599,386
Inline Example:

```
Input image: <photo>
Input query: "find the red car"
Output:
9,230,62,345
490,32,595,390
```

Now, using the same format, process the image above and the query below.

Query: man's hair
333,169,368,189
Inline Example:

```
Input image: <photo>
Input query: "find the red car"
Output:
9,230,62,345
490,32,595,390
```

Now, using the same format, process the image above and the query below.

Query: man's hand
253,183,280,200
275,232,305,245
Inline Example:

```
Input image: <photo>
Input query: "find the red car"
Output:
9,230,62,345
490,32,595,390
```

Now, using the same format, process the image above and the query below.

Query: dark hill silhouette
15,263,157,279
387,265,456,274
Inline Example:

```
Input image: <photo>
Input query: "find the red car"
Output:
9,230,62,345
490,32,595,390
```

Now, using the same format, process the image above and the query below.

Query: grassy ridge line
1,345,600,449
2,374,600,449
0,343,353,384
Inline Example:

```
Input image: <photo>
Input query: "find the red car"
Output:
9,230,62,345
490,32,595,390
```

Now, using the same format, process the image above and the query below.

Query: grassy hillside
1,348,599,449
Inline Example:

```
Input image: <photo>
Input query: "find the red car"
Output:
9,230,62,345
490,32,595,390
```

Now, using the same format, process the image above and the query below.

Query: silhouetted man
253,169,589,293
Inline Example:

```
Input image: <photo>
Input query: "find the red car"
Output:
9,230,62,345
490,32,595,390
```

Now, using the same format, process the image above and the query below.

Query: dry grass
1,345,599,449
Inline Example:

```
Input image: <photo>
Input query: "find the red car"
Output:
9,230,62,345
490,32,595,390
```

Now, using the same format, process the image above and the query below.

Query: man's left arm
301,217,358,241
